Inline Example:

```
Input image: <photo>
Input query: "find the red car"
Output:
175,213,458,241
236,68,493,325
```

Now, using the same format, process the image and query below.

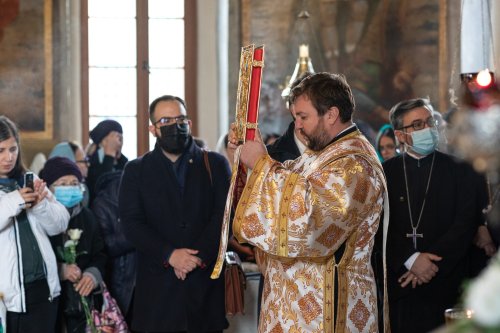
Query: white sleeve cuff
404,252,421,270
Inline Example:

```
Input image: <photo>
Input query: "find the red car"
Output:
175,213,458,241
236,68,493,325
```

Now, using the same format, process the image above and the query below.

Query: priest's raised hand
228,122,267,169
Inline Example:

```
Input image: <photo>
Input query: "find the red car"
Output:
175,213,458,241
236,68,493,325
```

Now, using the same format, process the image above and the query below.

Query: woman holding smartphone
0,116,69,333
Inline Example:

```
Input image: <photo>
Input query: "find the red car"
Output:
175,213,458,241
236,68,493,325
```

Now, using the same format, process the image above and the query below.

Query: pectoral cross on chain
406,227,423,250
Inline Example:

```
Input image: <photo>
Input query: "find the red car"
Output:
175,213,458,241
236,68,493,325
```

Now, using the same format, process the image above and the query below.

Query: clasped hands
398,252,442,289
168,248,202,281
63,263,96,297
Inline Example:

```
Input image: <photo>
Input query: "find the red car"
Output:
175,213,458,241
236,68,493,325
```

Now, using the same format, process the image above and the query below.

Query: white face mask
407,127,439,156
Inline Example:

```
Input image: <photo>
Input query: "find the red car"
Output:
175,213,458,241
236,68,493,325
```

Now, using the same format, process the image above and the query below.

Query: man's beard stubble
301,118,331,152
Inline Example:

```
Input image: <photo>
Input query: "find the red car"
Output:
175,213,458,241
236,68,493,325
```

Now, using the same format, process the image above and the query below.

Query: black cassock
382,151,478,333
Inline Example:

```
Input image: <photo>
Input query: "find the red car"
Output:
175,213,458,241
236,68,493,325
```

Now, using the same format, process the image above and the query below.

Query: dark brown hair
289,72,355,122
0,116,26,178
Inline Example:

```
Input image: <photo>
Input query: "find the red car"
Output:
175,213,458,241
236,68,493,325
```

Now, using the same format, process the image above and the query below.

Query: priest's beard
302,118,330,151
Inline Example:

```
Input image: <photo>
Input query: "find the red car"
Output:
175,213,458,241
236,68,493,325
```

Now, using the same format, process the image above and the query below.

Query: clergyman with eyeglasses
378,98,479,333
118,95,230,332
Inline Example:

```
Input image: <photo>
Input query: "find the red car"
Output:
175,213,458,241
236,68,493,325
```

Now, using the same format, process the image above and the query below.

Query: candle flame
476,69,492,87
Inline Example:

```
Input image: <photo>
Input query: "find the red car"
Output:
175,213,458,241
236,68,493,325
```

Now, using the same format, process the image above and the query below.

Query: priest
229,72,387,333
382,98,478,333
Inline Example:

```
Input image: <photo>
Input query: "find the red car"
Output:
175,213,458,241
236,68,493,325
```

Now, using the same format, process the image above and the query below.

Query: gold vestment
234,130,386,333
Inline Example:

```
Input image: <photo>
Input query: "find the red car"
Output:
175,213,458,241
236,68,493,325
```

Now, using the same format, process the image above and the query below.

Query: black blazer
119,140,230,332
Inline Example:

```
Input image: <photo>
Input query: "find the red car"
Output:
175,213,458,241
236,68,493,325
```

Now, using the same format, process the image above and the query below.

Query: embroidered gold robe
233,130,386,333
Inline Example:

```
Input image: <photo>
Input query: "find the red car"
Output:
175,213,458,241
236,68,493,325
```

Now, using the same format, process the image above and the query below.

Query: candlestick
299,44,309,58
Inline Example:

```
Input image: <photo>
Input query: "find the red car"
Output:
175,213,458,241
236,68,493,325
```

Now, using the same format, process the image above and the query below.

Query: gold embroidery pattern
233,154,269,241
352,174,369,203
324,257,335,333
349,299,370,332
316,223,345,248
336,226,359,333
233,131,386,332
368,291,377,313
242,213,266,238
270,323,284,333
281,260,295,272
289,192,306,221
343,158,363,186
309,171,330,188
298,291,322,324
263,272,271,302
262,179,279,220
350,272,373,300
278,173,299,256
355,222,371,249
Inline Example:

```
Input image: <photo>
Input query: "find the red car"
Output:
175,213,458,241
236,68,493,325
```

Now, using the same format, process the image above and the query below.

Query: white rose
67,229,83,241
465,262,500,327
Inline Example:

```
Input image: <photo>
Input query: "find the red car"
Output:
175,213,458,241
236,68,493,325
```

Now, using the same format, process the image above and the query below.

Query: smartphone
24,172,34,191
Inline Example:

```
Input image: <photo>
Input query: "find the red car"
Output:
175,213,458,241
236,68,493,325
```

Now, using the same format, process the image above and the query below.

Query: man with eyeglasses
380,98,478,332
118,95,230,333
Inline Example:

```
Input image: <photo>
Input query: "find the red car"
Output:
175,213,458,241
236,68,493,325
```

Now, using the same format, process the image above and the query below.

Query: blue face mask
409,127,439,156
54,186,84,208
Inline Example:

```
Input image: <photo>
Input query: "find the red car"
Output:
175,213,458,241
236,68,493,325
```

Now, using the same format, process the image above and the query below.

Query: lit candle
476,68,492,87
299,44,309,58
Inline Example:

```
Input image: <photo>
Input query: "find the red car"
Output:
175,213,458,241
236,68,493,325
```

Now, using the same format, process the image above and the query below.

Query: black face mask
158,122,190,154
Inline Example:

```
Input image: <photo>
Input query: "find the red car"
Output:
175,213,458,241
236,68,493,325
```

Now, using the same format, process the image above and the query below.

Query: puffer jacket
91,171,136,316
0,185,70,312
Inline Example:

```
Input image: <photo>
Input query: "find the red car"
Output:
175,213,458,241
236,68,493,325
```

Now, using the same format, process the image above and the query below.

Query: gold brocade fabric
233,130,385,333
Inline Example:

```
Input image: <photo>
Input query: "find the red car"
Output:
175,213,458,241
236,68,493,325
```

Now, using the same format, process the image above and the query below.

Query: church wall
1,1,498,166
196,0,221,150
228,0,470,142
0,0,81,167
230,0,458,141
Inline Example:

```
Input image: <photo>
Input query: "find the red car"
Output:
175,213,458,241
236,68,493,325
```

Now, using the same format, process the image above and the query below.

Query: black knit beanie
89,119,123,144
39,157,83,187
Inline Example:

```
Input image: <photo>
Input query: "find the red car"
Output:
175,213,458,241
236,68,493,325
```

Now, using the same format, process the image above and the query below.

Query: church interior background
0,0,498,165
1,1,500,332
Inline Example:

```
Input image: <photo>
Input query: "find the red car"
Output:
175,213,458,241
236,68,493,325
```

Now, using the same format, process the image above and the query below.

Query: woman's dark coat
92,171,137,317
50,207,106,319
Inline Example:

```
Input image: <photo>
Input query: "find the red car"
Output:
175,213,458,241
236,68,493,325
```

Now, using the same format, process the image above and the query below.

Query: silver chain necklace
403,152,436,250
